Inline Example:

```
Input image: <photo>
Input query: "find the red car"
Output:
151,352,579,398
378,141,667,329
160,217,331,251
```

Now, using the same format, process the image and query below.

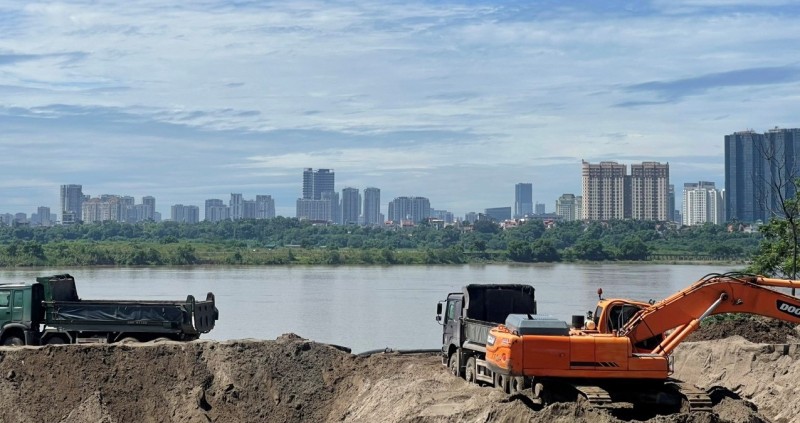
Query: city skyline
1,2,798,217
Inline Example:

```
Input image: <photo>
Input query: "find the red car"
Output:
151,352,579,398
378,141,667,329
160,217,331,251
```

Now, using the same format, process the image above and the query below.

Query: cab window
0,290,9,307
446,300,457,322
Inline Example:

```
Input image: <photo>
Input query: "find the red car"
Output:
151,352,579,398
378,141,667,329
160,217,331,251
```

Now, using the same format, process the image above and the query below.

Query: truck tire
510,376,529,394
448,354,462,378
495,373,510,394
44,336,67,345
2,336,23,346
465,357,476,383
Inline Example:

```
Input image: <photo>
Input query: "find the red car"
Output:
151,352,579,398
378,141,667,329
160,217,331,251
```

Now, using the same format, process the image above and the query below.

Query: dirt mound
688,315,799,343
0,335,776,423
674,337,800,423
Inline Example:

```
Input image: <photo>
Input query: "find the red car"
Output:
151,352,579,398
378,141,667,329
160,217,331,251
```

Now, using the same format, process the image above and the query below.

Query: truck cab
0,282,44,345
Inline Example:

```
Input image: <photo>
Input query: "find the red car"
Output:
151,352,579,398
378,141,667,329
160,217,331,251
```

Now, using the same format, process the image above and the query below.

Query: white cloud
0,1,797,216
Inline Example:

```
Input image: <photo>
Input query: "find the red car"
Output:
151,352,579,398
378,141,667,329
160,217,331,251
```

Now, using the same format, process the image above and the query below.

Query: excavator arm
621,273,800,355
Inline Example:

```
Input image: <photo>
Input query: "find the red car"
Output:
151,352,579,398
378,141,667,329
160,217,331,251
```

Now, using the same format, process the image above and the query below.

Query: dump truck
436,284,538,387
485,272,800,413
0,274,218,345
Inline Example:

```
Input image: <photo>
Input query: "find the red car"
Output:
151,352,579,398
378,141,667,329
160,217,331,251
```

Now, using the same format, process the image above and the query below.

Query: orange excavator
485,273,800,412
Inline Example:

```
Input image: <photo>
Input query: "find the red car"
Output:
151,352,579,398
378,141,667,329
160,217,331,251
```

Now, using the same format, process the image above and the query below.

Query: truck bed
43,293,217,336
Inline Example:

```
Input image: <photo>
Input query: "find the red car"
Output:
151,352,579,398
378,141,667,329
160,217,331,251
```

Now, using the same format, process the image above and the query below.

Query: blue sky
0,0,798,219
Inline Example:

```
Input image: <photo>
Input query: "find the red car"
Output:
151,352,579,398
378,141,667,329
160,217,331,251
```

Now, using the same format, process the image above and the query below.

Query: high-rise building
556,194,581,221
363,187,381,226
582,161,626,221
725,128,800,223
298,168,336,221
255,195,276,219
682,181,724,226
302,168,335,200
535,202,546,215
514,183,533,218
387,196,431,224
205,199,229,222
141,196,156,221
341,187,360,225
230,193,244,220
171,204,200,223
37,206,51,227
60,184,84,225
630,162,669,221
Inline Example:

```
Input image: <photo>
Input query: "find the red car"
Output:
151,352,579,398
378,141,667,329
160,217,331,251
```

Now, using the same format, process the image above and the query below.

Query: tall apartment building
682,181,724,226
668,184,676,222
630,162,669,221
141,196,156,221
581,161,627,221
388,196,430,224
341,187,360,225
255,195,276,219
363,187,381,225
514,183,533,218
171,204,200,223
555,194,582,221
582,161,670,221
36,206,52,227
230,193,244,220
298,168,336,221
535,202,546,215
205,199,229,222
725,128,800,223
60,184,84,225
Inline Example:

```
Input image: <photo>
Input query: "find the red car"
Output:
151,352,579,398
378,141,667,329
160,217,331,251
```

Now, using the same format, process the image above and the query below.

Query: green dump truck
0,274,218,346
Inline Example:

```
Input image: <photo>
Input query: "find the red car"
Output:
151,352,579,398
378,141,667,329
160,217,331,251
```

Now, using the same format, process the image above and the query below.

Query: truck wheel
510,376,529,394
465,357,476,383
45,336,67,345
448,354,462,378
2,336,23,346
495,374,510,394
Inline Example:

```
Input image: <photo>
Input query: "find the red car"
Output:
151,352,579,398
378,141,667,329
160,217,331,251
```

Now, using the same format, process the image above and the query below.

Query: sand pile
0,332,780,423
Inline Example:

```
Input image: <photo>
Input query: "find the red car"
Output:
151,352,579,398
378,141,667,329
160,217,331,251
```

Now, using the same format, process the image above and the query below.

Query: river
0,263,738,352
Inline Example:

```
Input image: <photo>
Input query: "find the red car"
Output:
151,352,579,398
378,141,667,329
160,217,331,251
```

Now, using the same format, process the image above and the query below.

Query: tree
531,239,560,262
616,236,649,261
749,179,800,283
507,240,533,262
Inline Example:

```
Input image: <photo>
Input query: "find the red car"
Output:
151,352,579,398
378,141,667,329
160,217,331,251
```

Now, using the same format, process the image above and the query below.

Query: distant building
298,168,336,221
683,182,724,226
582,160,670,221
230,193,244,220
388,196,431,224
668,184,676,222
141,196,156,221
255,195,276,219
534,202,546,215
555,194,581,221
432,209,454,224
171,204,200,223
514,183,533,218
363,187,381,226
36,206,52,227
205,199,229,222
60,184,84,225
725,128,800,223
464,212,478,224
484,207,511,222
582,161,626,221
630,162,669,221
341,187,360,225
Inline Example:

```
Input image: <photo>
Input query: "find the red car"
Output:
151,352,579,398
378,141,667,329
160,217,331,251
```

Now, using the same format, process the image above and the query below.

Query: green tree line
0,217,761,267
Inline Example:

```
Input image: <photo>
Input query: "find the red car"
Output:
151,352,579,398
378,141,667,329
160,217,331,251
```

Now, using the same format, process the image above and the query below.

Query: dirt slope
0,334,778,423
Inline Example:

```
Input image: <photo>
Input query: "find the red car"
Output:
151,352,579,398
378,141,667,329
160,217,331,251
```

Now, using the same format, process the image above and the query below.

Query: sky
1,0,799,219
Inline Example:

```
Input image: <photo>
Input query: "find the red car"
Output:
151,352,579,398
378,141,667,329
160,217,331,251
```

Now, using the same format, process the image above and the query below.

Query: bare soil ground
0,332,783,423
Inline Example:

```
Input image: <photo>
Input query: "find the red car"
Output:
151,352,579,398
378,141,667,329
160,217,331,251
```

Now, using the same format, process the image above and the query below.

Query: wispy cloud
0,1,798,216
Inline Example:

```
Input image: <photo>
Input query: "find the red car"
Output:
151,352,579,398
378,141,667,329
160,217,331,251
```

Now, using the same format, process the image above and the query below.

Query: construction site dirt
0,319,796,423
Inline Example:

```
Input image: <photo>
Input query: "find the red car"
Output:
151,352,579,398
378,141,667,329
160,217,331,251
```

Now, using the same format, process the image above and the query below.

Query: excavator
485,272,800,413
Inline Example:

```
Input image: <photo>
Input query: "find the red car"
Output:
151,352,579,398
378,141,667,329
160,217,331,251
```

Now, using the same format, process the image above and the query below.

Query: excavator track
666,381,713,412
572,384,614,407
